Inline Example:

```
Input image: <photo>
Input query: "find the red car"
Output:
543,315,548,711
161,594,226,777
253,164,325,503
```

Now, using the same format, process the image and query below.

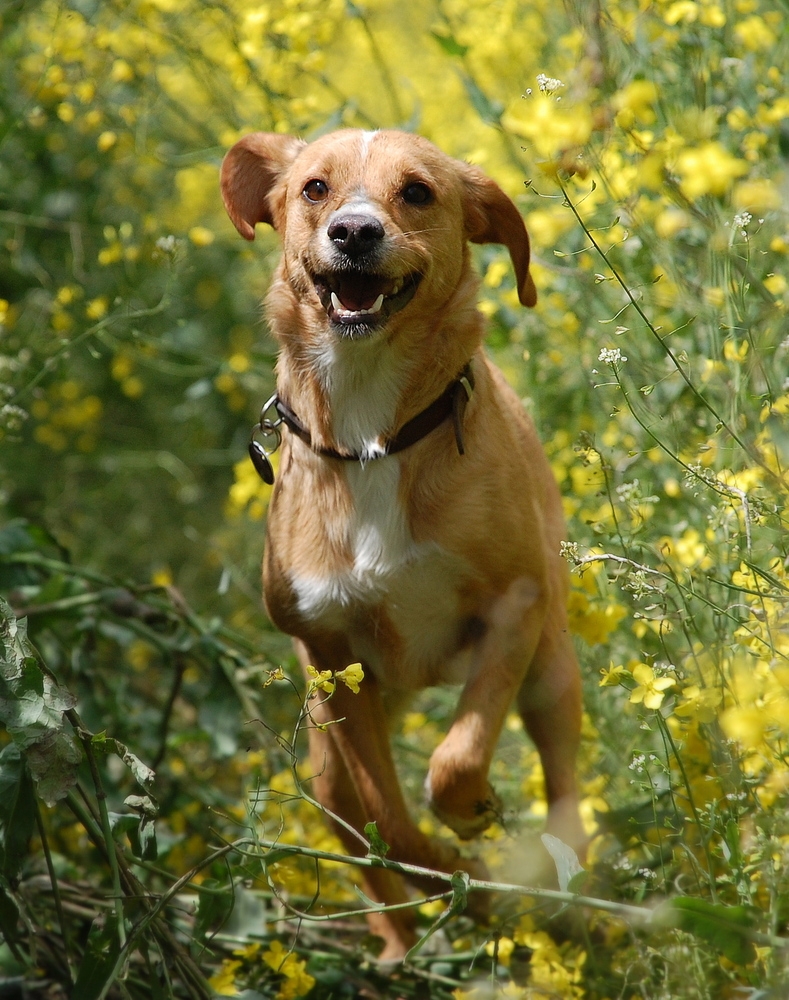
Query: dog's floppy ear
221,132,305,239
461,165,537,308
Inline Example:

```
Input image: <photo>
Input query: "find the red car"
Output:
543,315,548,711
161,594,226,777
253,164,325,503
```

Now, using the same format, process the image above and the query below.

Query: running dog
221,128,583,959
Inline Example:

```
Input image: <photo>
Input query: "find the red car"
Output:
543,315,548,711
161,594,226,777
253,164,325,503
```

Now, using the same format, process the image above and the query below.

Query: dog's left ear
461,165,537,308
221,132,306,239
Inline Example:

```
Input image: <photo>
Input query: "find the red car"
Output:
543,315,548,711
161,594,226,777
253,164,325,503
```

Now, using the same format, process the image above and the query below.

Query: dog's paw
427,780,503,840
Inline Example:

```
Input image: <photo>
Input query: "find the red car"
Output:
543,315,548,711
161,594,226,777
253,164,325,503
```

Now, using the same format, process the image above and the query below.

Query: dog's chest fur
277,341,477,689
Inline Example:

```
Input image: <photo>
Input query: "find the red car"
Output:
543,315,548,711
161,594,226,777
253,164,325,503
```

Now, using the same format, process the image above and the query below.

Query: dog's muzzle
310,211,422,334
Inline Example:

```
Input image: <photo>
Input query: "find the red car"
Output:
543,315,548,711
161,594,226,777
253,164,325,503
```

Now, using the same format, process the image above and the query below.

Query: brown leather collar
249,363,475,485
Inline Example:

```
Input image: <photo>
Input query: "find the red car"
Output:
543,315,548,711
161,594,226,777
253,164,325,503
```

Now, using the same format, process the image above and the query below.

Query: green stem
68,714,127,951
35,801,76,986
557,178,780,484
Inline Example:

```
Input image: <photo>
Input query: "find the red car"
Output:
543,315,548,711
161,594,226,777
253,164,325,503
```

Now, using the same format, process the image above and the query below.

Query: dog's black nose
327,214,385,257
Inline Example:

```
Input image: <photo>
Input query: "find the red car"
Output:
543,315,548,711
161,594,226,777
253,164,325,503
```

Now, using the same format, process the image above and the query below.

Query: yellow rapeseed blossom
85,296,109,320
674,684,722,723
207,959,241,996
614,80,659,126
262,940,316,1000
226,457,274,520
629,663,676,710
97,130,117,151
334,661,364,693
732,178,781,212
599,663,627,687
503,97,593,159
305,665,334,695
734,14,776,50
674,142,749,199
188,225,215,246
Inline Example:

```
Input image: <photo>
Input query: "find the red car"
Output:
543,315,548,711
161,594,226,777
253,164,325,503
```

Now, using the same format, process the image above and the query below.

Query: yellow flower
734,15,775,50
503,99,592,159
599,663,627,687
262,941,315,1000
97,131,117,152
151,567,173,587
189,225,215,246
629,663,676,710
262,939,289,971
732,178,781,212
763,274,787,297
85,296,109,320
614,80,659,125
674,684,722,723
306,665,334,694
664,1,699,25
335,661,364,693
723,339,749,362
674,142,748,199
207,958,241,995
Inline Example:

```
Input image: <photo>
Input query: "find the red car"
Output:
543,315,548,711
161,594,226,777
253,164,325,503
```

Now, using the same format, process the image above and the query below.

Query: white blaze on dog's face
221,129,536,342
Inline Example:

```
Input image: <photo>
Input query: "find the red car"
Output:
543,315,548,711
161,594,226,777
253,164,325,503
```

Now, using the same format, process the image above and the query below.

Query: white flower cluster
535,73,564,94
598,347,628,366
732,211,752,237
559,539,580,562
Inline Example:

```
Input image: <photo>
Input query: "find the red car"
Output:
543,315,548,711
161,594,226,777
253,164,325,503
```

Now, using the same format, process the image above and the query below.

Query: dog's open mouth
312,271,422,331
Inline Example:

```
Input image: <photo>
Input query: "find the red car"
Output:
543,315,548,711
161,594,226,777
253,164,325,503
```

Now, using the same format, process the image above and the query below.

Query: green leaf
353,884,384,910
541,833,587,894
106,740,155,788
364,821,390,858
72,918,122,999
653,897,757,966
0,745,36,881
448,869,470,913
0,599,81,805
430,30,468,57
0,877,20,944
193,879,235,944
404,870,470,963
261,847,299,867
24,729,82,808
110,806,158,861
460,72,504,125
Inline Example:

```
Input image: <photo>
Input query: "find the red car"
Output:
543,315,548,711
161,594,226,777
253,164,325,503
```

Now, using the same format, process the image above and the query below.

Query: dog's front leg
425,576,547,839
296,640,482,958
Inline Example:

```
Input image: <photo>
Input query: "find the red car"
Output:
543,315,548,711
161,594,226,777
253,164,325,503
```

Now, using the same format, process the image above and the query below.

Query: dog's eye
401,182,433,206
303,179,330,203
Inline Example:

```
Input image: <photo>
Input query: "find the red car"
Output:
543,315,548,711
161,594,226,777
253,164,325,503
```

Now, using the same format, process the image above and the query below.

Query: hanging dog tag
248,439,275,485
248,392,283,485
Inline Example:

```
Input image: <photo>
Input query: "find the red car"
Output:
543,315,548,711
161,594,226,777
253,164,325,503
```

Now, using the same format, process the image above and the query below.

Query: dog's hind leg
516,615,585,855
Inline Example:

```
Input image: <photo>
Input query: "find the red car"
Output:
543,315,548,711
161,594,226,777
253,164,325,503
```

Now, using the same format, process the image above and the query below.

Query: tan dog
221,129,583,959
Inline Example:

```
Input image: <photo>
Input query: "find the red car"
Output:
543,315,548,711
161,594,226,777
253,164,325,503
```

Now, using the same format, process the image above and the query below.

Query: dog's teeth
330,291,384,317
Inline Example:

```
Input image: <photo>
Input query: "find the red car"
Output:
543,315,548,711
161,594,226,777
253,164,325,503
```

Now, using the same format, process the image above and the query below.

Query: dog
221,129,584,959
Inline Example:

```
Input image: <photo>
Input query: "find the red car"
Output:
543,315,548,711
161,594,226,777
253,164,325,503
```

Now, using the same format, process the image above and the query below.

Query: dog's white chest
288,459,472,687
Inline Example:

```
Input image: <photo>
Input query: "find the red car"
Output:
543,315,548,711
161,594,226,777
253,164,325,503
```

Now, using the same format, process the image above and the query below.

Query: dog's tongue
336,274,389,311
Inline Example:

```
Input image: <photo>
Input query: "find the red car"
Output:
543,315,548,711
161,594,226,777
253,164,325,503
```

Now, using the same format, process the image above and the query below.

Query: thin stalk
67,713,127,951
557,177,780,484
35,800,76,986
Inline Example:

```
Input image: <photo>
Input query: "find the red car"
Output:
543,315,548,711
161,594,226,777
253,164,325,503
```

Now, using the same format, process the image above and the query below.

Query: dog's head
221,129,536,340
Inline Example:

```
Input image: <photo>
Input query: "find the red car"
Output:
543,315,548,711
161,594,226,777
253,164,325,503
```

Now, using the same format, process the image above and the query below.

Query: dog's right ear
221,132,305,240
